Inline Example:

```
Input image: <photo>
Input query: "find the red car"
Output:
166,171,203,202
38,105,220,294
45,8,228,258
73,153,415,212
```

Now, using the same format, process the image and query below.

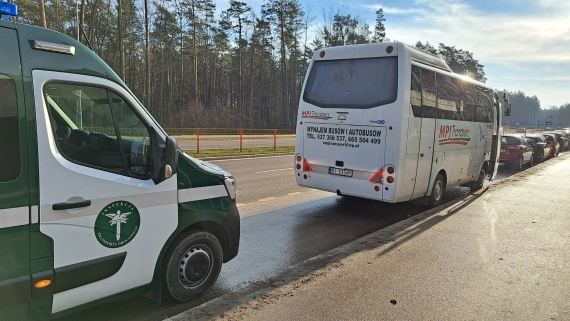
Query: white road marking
255,168,292,174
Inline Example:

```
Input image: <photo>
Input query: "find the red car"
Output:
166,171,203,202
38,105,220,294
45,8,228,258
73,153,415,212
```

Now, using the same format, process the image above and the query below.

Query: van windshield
303,56,398,109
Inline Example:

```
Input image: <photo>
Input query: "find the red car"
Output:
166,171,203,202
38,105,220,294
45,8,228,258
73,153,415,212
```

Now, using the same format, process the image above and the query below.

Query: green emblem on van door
94,201,140,248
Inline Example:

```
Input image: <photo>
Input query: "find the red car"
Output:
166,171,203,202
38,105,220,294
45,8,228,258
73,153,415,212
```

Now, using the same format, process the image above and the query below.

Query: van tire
163,230,223,301
428,173,444,208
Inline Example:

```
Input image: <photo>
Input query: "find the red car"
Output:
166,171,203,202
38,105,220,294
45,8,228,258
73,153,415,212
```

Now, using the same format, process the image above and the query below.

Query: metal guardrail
164,128,296,136
170,129,296,152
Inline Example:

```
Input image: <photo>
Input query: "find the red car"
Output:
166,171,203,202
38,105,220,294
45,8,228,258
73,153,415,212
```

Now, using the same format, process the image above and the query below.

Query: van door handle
52,200,92,211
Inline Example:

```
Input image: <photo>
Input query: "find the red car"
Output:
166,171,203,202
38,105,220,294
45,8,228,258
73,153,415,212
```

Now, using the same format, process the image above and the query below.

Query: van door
33,70,178,314
411,67,437,199
0,26,31,321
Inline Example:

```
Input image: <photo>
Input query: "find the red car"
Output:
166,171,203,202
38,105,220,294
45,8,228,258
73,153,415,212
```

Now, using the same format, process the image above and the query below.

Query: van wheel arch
151,221,230,299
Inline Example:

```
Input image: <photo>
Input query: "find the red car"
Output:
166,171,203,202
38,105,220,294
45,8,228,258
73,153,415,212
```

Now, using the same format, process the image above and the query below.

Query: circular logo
94,201,140,248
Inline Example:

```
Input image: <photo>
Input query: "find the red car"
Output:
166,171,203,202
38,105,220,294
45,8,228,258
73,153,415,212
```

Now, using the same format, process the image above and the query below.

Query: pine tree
371,8,385,43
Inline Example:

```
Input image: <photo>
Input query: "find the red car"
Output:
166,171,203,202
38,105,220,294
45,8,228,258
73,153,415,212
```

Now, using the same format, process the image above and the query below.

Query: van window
0,75,21,182
45,83,152,179
303,57,398,109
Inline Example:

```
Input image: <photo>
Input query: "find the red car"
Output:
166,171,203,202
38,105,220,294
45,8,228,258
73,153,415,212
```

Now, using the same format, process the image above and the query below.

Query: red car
542,133,560,157
500,134,534,170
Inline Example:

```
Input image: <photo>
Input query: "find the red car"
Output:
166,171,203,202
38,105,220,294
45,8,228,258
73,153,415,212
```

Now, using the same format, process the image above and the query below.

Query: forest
8,0,566,129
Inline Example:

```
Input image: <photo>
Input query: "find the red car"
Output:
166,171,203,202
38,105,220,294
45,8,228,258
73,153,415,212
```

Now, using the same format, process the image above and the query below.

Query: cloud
382,0,570,65
313,0,570,105
359,3,424,15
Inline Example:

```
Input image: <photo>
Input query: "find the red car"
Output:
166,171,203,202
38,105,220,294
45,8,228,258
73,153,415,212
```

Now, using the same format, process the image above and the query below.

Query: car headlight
224,176,237,201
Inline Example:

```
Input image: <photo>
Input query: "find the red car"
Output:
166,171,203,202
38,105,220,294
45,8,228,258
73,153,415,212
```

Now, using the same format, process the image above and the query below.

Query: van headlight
224,176,237,201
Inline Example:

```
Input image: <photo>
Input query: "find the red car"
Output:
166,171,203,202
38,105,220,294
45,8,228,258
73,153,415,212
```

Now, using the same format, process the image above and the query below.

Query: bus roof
312,42,452,73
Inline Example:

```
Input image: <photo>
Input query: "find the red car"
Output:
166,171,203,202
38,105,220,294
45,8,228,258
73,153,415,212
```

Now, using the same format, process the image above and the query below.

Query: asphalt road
58,153,556,321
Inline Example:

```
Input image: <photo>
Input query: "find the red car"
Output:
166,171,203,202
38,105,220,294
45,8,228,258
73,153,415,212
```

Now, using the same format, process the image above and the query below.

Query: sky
215,0,570,109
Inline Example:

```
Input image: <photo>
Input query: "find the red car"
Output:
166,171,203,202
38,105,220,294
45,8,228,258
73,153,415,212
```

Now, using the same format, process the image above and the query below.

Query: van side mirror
151,127,178,184
163,136,179,180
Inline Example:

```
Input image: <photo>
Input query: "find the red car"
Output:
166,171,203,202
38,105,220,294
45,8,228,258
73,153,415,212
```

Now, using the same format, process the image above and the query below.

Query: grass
184,146,295,158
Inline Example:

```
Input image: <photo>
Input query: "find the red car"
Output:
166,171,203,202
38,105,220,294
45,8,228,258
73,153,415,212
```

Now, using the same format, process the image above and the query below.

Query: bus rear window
303,57,398,109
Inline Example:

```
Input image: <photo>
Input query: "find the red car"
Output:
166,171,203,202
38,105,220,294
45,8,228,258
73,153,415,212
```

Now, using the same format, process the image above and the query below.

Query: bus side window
460,80,477,122
481,88,494,123
420,68,436,119
0,75,21,182
436,73,461,120
411,66,422,117
478,87,494,123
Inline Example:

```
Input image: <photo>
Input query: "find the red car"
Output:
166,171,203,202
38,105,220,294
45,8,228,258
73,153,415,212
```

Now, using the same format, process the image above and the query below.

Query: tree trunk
144,0,150,108
117,0,125,80
39,0,47,28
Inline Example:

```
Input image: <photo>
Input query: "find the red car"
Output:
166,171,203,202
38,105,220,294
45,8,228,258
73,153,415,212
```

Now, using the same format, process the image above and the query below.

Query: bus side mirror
151,127,178,184
504,103,511,116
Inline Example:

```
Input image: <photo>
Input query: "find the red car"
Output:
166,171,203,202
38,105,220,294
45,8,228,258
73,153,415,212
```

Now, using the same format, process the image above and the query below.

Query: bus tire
162,230,223,302
428,173,444,208
468,168,486,192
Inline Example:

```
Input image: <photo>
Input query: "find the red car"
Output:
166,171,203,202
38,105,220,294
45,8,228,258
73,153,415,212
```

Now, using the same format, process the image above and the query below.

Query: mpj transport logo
94,201,140,248
301,110,332,120
438,125,471,145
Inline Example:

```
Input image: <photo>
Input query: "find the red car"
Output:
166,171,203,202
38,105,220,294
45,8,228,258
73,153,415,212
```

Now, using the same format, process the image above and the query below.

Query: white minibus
294,42,511,207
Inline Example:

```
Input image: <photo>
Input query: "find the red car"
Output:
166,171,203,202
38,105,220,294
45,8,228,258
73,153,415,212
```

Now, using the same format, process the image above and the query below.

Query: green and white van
0,4,240,320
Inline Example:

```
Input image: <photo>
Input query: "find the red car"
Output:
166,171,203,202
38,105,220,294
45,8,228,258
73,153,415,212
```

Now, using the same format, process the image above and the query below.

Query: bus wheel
428,173,444,208
469,168,486,192
163,230,223,301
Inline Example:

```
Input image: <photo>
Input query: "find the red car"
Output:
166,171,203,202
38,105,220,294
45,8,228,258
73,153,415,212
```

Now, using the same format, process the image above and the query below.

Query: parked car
542,133,560,157
553,130,570,151
499,134,534,170
544,132,569,152
525,134,552,163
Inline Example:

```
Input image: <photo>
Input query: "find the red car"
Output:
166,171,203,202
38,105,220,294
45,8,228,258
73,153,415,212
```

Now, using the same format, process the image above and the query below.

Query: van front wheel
163,230,223,301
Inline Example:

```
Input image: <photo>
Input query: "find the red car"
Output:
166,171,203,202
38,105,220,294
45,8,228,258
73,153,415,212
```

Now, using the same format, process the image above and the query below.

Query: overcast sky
216,0,570,108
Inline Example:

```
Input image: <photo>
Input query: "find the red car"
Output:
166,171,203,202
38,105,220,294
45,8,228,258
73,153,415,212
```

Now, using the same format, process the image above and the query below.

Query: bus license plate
328,167,353,177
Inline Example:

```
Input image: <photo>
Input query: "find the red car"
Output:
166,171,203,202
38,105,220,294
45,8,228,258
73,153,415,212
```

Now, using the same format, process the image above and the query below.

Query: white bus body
294,42,509,207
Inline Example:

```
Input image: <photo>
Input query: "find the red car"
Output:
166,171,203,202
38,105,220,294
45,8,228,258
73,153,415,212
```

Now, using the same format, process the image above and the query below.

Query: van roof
1,20,126,90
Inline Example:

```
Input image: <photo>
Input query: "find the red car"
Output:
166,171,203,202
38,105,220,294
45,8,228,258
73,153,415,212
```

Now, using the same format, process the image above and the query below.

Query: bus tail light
385,165,396,184
303,159,314,172
370,168,384,184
